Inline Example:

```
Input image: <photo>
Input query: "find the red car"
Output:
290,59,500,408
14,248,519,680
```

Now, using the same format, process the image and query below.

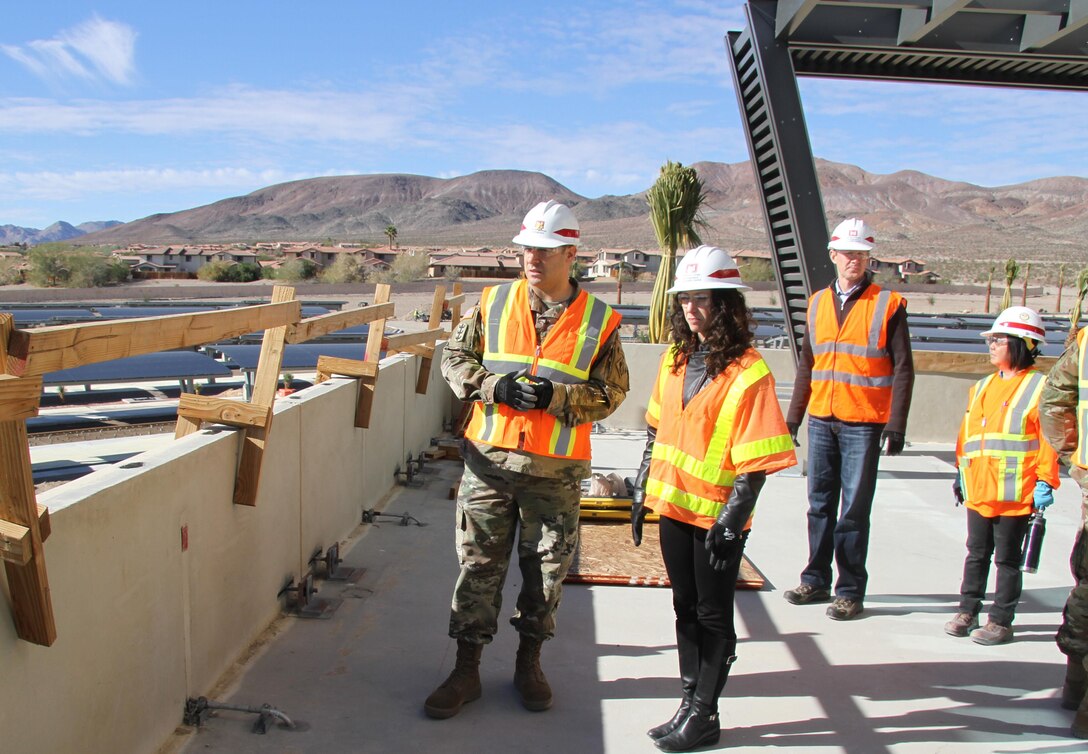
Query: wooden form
0,296,302,644
315,284,392,428
385,283,461,394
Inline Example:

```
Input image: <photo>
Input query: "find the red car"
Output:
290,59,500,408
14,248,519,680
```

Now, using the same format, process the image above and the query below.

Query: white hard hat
828,217,875,252
981,305,1047,343
511,200,581,248
666,245,750,293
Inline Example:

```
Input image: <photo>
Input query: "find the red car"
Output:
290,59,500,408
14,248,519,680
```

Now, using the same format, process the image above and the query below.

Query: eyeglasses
984,335,1008,346
521,247,565,258
833,250,870,259
676,293,712,307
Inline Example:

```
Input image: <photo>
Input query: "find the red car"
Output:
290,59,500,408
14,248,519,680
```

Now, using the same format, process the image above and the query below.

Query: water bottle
1021,510,1046,574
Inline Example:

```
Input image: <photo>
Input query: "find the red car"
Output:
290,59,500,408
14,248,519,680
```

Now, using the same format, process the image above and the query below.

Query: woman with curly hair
631,246,797,752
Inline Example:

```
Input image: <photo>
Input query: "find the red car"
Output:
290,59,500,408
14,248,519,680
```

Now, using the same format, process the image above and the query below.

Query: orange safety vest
464,279,620,459
643,347,796,530
1077,327,1088,470
807,284,903,424
956,368,1058,516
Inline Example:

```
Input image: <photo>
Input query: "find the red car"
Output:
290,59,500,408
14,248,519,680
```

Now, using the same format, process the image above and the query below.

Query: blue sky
2,1,1086,228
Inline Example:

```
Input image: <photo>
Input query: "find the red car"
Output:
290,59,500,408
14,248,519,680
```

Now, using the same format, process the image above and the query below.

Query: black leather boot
654,636,735,753
648,620,700,740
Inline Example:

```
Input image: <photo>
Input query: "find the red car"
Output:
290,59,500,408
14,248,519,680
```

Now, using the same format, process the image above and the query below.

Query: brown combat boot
1075,693,1088,739
1063,656,1088,710
424,639,483,719
514,635,552,711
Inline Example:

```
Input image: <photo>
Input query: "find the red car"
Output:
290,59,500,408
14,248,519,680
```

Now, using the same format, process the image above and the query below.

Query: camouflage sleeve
1039,339,1081,465
547,327,629,427
440,306,502,402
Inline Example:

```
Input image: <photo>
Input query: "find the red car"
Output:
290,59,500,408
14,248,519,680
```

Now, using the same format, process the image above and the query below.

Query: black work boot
514,635,552,711
1063,656,1088,711
424,639,483,719
654,636,735,753
648,620,700,740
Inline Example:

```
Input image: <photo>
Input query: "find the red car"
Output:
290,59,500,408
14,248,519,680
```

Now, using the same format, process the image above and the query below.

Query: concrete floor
173,431,1088,754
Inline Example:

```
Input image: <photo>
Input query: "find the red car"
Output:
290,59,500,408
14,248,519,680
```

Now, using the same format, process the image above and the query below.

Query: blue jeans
801,417,884,600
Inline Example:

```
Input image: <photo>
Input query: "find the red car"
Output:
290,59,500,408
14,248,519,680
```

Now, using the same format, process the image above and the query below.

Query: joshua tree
385,225,398,249
1000,257,1019,312
646,161,708,343
1021,262,1031,306
984,265,995,313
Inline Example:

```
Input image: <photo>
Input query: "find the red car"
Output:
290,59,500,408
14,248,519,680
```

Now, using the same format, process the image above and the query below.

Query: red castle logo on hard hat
685,262,698,274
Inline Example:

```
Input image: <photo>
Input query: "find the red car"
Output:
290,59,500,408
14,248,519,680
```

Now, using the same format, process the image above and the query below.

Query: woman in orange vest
631,246,796,753
947,306,1060,646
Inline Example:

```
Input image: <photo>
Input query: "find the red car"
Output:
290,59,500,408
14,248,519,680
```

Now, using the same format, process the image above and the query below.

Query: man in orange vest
783,217,915,621
424,200,629,719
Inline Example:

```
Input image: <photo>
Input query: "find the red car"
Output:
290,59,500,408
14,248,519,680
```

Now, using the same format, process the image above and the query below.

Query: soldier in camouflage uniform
424,200,629,720
1039,326,1088,739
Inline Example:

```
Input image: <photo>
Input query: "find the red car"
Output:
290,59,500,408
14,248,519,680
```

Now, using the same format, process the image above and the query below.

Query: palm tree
385,225,398,249
646,161,708,343
1000,258,1019,312
1020,262,1030,306
1056,263,1066,314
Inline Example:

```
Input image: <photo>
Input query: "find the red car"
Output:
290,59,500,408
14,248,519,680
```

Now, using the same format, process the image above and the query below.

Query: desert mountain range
63,159,1088,264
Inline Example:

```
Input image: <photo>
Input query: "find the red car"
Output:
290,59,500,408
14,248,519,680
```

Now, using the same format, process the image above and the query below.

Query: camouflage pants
1057,469,1088,660
448,459,581,644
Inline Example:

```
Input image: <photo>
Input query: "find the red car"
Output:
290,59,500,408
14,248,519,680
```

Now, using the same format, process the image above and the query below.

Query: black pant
659,515,748,639
958,508,1030,626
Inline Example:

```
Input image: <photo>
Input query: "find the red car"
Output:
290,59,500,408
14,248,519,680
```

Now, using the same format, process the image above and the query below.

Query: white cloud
0,166,315,202
3,16,136,86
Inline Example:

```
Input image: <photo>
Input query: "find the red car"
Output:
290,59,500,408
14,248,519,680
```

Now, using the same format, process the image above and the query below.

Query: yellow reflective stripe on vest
732,432,795,464
651,441,738,487
645,478,731,519
961,370,1045,501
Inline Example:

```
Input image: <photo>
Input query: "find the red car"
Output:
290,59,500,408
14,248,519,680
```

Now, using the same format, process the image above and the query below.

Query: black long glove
705,471,766,571
631,426,656,546
952,477,964,506
882,430,905,456
493,370,537,411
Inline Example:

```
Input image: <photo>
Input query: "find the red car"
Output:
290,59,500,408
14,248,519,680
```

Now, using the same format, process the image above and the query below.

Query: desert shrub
387,252,429,282
0,258,24,285
741,259,775,282
273,259,320,281
26,246,127,287
197,261,235,282
321,255,369,284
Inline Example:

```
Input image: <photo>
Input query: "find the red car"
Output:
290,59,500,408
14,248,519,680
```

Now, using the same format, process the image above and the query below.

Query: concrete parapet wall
604,343,985,444
0,348,449,754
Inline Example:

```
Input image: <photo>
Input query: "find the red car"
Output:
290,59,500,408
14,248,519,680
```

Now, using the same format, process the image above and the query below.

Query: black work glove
786,421,800,447
882,430,905,456
952,477,964,507
705,472,765,572
705,522,743,572
631,489,648,547
493,370,537,411
521,375,554,411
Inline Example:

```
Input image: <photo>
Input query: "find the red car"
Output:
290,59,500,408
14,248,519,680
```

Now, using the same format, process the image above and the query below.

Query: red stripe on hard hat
554,228,579,238
830,235,875,243
999,320,1045,337
708,268,741,279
